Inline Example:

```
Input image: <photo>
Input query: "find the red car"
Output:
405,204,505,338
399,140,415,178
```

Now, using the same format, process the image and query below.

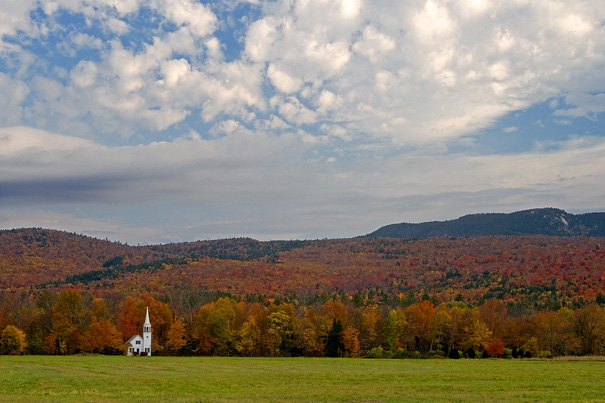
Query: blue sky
1,0,604,244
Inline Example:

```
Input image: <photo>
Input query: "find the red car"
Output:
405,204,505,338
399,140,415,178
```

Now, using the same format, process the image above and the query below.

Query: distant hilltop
364,208,605,239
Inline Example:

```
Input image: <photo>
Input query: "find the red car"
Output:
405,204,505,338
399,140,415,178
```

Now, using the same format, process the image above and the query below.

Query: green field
1,356,604,402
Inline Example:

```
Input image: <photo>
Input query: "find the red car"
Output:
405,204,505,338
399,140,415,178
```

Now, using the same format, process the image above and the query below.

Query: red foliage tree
485,338,505,357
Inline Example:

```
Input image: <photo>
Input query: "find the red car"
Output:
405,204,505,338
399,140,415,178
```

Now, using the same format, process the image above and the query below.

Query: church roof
144,306,151,326
126,335,143,345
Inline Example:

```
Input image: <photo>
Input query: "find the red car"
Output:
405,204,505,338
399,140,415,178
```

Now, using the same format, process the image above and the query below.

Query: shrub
392,348,410,359
429,354,446,359
465,348,476,359
427,350,445,357
410,351,424,359
521,337,539,357
365,347,391,359
365,347,384,358
448,349,460,359
537,351,552,359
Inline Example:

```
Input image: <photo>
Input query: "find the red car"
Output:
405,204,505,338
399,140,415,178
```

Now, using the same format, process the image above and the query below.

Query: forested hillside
0,228,311,288
365,208,605,238
1,228,605,358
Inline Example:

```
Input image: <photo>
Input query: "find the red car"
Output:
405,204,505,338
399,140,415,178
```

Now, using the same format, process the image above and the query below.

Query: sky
1,0,604,244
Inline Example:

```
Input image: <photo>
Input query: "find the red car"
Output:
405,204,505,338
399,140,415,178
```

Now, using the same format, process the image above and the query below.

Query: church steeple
144,307,151,330
142,306,152,355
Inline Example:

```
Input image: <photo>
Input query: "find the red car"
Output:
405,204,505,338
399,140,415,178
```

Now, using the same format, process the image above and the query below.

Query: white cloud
340,0,362,19
103,0,140,15
320,124,350,141
244,17,280,63
353,25,396,63
0,74,29,124
160,0,217,37
105,17,130,35
5,0,603,146
70,61,98,88
303,40,351,77
554,92,605,120
0,0,39,53
159,59,191,87
274,96,317,125
71,33,104,49
267,64,303,93
374,70,398,93
199,61,265,122
316,90,341,112
0,126,95,157
265,115,290,130
413,0,458,44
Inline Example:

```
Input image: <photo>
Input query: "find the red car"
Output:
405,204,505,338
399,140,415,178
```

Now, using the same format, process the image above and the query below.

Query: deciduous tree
79,316,122,354
485,338,505,357
383,309,406,351
166,319,187,354
1,325,27,354
574,304,605,355
51,289,87,354
342,326,360,357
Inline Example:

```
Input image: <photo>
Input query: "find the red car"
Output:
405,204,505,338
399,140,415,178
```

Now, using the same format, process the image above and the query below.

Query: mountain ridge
364,208,605,239
1,219,605,308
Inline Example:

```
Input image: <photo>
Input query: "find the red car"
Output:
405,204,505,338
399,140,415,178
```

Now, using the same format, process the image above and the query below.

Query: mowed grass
1,356,604,402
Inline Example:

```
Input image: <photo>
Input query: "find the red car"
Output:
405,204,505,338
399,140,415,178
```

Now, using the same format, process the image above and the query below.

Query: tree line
1,289,604,357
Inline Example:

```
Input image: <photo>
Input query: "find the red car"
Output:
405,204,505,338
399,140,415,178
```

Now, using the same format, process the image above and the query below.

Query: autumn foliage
485,339,505,357
1,287,605,358
1,229,605,357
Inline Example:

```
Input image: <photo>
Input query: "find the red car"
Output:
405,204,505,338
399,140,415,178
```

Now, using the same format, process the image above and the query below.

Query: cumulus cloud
3,0,604,145
160,0,217,37
353,26,396,63
273,96,317,125
267,64,303,93
0,0,39,52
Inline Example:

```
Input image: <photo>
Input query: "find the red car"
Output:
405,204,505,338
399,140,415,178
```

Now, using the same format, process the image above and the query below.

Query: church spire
142,306,152,356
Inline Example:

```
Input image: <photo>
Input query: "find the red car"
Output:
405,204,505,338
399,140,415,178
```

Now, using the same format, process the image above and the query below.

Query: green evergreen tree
326,319,344,357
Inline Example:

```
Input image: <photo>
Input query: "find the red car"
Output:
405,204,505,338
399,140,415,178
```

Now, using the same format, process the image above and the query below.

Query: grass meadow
1,356,604,402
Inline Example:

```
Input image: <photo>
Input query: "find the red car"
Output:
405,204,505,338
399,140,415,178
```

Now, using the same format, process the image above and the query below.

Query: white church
126,307,152,356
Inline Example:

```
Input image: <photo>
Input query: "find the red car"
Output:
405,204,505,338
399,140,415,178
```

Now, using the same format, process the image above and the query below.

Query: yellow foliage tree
1,325,27,355
166,319,187,354
461,309,493,352
342,326,360,357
